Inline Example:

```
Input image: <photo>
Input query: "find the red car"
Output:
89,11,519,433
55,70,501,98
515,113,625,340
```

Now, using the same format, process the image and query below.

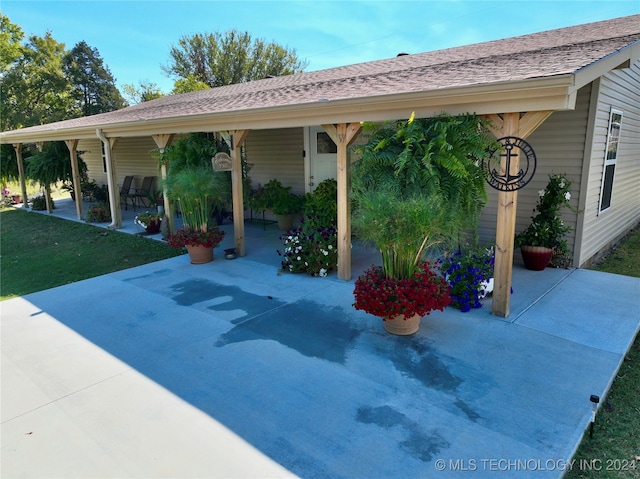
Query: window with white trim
599,108,622,213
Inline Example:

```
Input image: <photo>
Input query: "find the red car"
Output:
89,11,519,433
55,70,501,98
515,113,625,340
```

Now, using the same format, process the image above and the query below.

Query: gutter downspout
96,129,121,229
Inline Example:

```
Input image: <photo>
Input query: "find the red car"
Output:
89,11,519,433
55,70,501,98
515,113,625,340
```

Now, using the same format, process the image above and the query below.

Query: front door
307,126,337,192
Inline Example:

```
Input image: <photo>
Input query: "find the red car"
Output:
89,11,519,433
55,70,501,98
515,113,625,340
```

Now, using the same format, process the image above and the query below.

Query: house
2,14,639,318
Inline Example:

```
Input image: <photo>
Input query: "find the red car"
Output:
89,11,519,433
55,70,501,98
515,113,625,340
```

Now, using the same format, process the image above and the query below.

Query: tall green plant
162,133,234,230
165,166,228,232
352,112,498,279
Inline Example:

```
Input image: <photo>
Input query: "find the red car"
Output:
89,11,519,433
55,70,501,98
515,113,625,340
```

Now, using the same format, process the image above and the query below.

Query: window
599,108,622,213
101,142,107,174
316,132,337,154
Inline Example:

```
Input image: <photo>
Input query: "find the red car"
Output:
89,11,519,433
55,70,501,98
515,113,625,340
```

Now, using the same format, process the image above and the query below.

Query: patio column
322,122,362,281
12,143,28,209
487,110,554,317
152,134,175,233
229,130,249,256
64,139,83,220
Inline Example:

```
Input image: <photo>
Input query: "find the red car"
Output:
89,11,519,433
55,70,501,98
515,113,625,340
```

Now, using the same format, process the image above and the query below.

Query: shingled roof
2,14,639,143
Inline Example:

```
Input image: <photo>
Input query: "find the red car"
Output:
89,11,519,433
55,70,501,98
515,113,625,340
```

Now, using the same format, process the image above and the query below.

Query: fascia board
572,40,640,93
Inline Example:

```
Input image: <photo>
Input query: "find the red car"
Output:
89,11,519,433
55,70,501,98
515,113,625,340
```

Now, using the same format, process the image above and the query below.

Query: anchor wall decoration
483,136,537,192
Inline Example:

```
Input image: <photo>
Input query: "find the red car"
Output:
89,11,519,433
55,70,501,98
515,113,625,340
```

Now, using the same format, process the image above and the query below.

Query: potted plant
167,227,225,263
354,263,451,334
260,179,303,230
440,245,495,312
351,113,497,334
515,174,574,270
277,179,339,277
164,165,227,264
85,203,110,222
134,211,162,234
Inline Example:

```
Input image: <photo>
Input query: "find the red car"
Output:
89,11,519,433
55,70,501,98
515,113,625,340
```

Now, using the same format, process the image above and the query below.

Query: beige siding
578,60,640,266
78,136,161,193
245,128,305,194
480,87,591,260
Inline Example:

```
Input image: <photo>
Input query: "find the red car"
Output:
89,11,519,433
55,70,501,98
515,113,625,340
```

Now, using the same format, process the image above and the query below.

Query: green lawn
1,207,638,476
0,207,183,300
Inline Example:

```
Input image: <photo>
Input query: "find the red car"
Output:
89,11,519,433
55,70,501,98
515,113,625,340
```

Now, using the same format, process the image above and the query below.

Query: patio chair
119,176,136,210
132,176,156,209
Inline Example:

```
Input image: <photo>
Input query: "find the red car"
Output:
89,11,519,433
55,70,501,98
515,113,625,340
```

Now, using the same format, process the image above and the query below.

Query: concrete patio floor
2,198,639,478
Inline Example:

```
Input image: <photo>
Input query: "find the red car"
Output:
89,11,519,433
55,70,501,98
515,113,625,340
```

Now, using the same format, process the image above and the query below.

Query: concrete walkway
2,200,639,478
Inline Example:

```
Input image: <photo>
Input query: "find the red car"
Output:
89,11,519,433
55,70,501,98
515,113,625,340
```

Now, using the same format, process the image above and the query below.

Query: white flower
559,180,565,188
564,192,571,201
538,190,545,197
305,262,308,266
319,268,327,277
328,245,333,250
297,256,301,261
287,236,292,240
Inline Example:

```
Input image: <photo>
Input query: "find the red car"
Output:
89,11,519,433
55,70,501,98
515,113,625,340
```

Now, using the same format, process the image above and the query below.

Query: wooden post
492,113,520,317
65,139,83,220
322,122,362,281
12,144,28,209
229,130,249,256
486,111,553,317
152,134,174,233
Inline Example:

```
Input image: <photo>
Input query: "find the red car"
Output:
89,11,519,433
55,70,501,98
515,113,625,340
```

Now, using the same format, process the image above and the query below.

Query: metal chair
119,176,136,210
132,176,156,209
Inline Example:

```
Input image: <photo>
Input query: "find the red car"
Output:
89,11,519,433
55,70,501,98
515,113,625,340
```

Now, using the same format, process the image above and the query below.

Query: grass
566,227,640,479
0,207,183,300
1,207,638,476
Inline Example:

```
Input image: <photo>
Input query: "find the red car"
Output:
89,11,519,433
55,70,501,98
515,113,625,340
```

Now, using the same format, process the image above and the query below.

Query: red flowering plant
353,263,451,319
167,227,225,249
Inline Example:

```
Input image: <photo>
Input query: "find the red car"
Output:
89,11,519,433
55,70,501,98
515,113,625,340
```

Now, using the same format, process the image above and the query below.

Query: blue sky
3,1,639,94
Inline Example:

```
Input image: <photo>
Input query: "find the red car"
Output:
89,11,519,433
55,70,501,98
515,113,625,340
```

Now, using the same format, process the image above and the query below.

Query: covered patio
2,212,638,477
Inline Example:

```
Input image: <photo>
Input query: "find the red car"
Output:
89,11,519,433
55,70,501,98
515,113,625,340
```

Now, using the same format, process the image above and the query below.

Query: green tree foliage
1,32,73,130
0,13,24,73
163,29,308,87
121,81,165,104
352,113,499,278
63,41,126,115
172,75,210,95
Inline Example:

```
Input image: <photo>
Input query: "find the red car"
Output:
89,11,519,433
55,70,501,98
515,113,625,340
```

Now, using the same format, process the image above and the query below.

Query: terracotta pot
520,245,553,271
276,214,294,231
383,313,421,336
185,244,214,264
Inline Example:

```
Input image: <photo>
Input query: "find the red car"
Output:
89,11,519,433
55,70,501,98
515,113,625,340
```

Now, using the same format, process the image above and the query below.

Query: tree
1,32,73,130
0,13,24,73
163,29,308,87
122,81,165,104
63,41,126,116
172,75,210,95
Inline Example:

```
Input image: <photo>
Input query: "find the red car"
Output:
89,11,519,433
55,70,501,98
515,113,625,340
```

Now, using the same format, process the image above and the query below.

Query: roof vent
397,52,409,57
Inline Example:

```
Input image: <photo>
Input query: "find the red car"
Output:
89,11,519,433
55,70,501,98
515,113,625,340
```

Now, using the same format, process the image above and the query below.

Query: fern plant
352,112,498,279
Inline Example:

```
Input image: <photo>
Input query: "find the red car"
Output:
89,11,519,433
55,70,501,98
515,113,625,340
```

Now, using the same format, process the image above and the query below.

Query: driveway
2,241,639,478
